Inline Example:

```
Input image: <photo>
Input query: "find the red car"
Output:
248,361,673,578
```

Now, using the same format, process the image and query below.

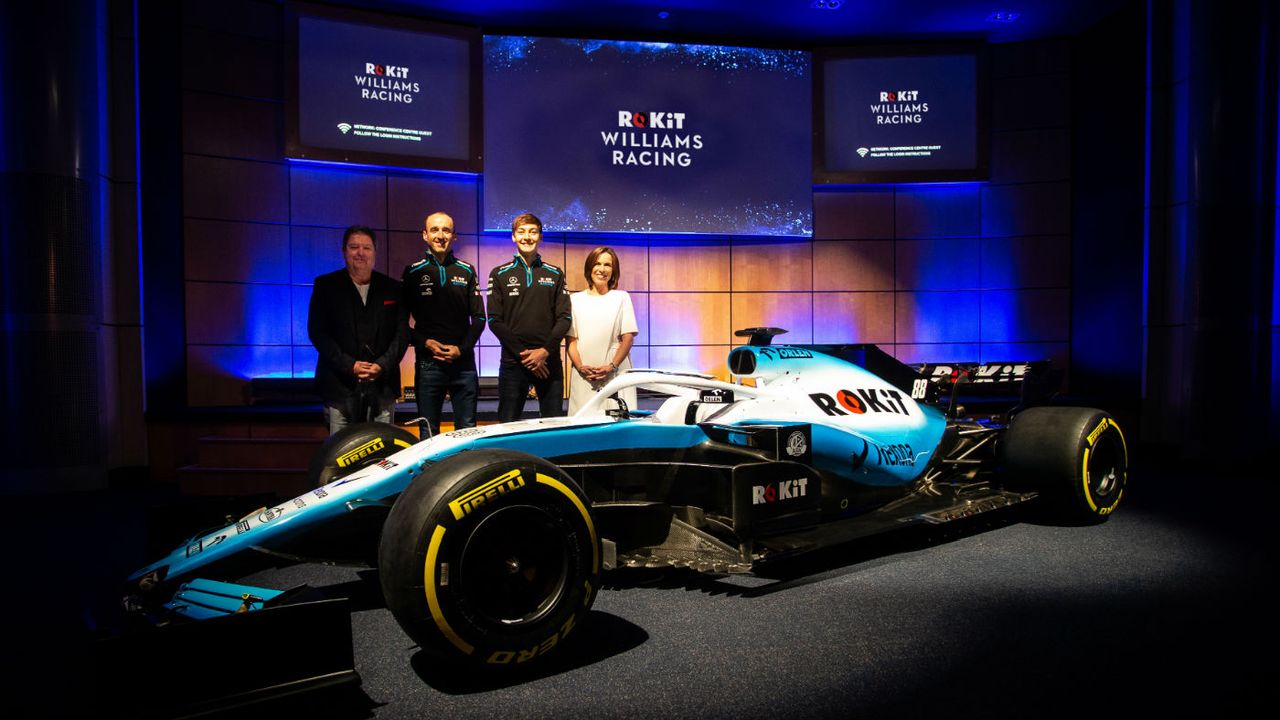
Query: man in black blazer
308,225,408,434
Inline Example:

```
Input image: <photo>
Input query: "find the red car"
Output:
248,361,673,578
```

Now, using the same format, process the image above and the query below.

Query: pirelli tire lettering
378,449,600,668
999,406,1128,524
308,421,418,488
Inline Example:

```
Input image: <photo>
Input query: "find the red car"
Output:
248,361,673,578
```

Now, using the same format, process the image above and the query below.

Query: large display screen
286,5,481,172
815,47,988,183
483,37,812,235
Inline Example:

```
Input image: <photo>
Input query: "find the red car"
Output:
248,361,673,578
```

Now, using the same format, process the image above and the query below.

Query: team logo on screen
869,89,929,125
602,109,704,167
365,63,409,78
354,62,421,104
617,111,687,130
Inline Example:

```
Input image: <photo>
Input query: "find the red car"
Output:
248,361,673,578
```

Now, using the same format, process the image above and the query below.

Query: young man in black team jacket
308,225,408,434
401,211,486,436
487,213,572,422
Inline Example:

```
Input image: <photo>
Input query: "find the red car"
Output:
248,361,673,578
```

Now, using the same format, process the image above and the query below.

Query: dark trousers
497,358,564,422
415,357,478,437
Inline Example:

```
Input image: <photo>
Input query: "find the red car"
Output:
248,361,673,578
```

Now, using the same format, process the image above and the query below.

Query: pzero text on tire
379,449,600,668
1000,407,1128,524
307,421,418,488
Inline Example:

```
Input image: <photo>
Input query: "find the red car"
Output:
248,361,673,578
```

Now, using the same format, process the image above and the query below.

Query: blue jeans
497,358,564,422
415,357,478,437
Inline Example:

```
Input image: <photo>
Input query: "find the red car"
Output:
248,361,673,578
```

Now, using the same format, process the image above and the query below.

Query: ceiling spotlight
986,11,1021,23
811,0,844,9
657,10,669,20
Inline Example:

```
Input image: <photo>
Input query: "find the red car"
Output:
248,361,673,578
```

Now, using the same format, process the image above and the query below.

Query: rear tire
1000,407,1128,524
379,449,600,669
308,421,418,488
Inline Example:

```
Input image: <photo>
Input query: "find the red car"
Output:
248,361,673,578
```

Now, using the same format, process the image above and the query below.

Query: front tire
307,421,418,488
379,450,600,668
1000,407,1128,524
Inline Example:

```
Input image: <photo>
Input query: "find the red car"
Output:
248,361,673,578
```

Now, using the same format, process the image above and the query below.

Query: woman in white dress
566,247,639,415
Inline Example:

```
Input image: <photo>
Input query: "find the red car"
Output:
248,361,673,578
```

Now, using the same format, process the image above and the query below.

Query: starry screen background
483,37,813,235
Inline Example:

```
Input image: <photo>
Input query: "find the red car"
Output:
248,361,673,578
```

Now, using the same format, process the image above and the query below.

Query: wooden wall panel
182,27,281,98
648,345,734,379
812,240,894,291
648,241,731,291
894,186,981,238
182,92,281,161
290,285,311,347
981,182,1071,237
892,343,982,364
990,127,1071,183
980,236,1070,289
895,238,982,291
183,155,288,223
387,175,480,233
980,289,1070,343
184,219,289,284
289,166,388,229
648,293,730,345
980,342,1070,366
895,291,982,344
186,281,292,345
731,238,812,292
813,189,894,239
292,345,318,377
812,292,895,344
992,72,1070,130
731,293,813,344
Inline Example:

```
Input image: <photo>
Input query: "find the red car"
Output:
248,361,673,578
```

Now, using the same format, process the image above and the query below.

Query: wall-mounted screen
286,4,481,172
814,46,988,184
483,37,812,235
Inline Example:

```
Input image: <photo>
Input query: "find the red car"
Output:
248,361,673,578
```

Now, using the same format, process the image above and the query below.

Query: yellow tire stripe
424,524,474,655
394,438,413,449
1081,446,1098,512
1081,417,1127,514
536,473,600,573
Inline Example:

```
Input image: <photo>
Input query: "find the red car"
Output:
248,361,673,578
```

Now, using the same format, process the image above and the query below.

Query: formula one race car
126,329,1127,671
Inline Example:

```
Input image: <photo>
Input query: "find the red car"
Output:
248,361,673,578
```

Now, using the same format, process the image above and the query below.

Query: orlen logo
365,63,409,78
879,90,919,102
752,477,809,505
617,111,687,129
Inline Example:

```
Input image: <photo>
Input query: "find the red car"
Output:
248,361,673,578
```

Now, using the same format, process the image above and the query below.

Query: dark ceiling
355,0,1135,45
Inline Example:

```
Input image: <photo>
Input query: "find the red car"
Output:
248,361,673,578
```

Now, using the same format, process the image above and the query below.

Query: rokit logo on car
808,388,911,416
752,477,810,505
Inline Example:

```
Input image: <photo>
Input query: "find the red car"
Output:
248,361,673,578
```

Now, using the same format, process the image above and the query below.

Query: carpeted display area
2,468,1271,719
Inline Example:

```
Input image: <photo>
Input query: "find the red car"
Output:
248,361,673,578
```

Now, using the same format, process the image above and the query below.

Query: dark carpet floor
2,465,1273,719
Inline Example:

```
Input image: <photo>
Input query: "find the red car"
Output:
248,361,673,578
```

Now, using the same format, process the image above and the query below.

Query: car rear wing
803,343,1060,415
913,361,1061,414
